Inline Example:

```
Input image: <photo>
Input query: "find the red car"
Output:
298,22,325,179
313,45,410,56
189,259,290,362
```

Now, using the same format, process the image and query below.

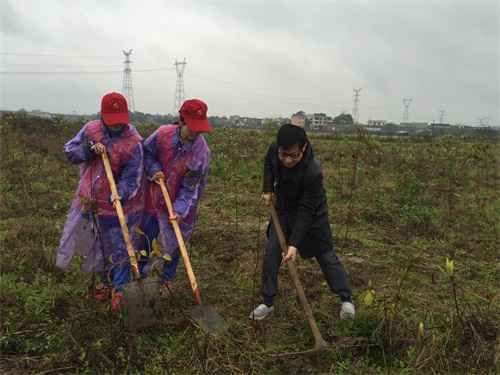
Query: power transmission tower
122,49,135,111
174,58,187,113
439,109,445,124
352,88,362,124
402,97,412,122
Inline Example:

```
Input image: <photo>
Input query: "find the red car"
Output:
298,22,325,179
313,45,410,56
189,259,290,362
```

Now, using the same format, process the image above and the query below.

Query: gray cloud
1,1,25,37
0,0,498,124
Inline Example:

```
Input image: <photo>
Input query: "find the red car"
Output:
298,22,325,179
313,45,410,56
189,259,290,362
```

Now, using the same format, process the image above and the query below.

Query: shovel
158,178,226,334
100,151,161,330
269,203,328,354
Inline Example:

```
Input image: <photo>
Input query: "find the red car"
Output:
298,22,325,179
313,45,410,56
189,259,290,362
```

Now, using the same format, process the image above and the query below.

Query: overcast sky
1,0,498,125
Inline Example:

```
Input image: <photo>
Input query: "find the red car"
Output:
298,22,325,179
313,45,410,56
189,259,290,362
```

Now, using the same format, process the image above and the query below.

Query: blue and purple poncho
140,124,210,282
56,120,144,290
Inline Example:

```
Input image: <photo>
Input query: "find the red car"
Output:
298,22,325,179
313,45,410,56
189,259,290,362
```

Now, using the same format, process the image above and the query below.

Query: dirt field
1,114,499,374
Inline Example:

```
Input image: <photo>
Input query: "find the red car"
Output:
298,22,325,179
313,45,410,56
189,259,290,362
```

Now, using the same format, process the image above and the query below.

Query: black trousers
261,224,352,306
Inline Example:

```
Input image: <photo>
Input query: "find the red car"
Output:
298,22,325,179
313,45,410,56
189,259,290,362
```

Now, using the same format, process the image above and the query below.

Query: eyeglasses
278,149,303,160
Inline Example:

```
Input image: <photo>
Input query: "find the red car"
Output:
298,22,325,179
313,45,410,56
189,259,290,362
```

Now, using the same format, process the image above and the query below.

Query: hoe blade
190,304,226,334
122,277,162,330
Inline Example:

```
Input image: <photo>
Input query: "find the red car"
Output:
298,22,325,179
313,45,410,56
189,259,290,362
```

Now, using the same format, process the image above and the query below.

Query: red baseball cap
101,92,129,125
179,99,213,133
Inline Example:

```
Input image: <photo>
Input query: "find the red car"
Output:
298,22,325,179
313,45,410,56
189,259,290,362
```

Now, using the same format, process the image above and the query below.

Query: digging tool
158,178,226,334
100,151,161,330
269,203,328,353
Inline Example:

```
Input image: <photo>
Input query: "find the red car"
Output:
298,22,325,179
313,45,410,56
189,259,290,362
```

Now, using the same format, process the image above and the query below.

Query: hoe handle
100,152,140,280
158,178,201,305
269,204,328,350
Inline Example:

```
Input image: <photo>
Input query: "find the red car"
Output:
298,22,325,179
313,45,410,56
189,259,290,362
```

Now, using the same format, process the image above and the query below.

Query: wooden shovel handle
100,152,140,280
158,178,202,305
269,204,328,350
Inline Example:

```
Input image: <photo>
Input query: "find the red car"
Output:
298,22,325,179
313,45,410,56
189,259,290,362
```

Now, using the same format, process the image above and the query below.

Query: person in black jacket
250,124,355,320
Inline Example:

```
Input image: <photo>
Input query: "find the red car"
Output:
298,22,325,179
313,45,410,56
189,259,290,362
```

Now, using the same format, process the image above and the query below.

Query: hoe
101,151,161,330
158,178,226,334
269,203,328,355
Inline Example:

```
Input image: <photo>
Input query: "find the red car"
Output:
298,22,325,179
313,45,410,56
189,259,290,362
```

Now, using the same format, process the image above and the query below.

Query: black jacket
263,142,332,258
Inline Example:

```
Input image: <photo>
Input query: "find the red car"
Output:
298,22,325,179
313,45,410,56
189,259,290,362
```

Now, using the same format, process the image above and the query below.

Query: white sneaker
340,301,355,319
249,304,274,320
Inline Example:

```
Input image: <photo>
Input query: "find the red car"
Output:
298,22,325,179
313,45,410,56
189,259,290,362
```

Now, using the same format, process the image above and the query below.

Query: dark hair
277,124,307,149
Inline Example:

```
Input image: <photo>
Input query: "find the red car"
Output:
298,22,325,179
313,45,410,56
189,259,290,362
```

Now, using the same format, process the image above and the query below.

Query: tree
333,113,353,125
262,119,279,132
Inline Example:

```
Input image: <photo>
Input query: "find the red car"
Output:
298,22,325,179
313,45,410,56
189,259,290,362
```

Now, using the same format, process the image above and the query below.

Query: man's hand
282,246,298,263
91,142,106,155
152,171,165,184
261,193,274,206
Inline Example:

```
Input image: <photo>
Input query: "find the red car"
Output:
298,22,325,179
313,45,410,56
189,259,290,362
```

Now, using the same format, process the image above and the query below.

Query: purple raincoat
140,124,210,281
56,120,144,289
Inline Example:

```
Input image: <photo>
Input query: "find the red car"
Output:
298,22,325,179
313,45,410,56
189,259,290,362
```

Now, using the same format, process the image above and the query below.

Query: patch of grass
1,114,499,373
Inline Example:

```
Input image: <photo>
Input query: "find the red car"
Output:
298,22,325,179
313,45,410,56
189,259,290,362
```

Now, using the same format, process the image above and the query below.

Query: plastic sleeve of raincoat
117,143,144,202
64,126,93,164
143,131,162,180
288,173,323,248
262,144,274,193
173,166,208,219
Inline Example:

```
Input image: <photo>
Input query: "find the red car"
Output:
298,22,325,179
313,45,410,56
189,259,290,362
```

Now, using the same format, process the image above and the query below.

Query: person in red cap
138,99,212,291
56,92,144,311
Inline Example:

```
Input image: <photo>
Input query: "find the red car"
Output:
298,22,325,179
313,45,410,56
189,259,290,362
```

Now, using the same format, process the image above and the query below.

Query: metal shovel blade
122,277,162,330
190,304,226,334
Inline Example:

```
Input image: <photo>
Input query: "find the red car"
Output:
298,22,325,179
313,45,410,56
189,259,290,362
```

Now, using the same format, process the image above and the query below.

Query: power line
0,63,123,68
134,67,176,73
0,67,175,75
188,71,347,105
0,66,348,111
0,52,116,58
0,70,121,75
1,57,350,114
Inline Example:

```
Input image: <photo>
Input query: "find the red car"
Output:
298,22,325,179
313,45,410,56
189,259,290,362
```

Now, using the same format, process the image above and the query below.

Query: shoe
111,290,124,311
340,301,355,319
86,283,111,301
249,304,274,320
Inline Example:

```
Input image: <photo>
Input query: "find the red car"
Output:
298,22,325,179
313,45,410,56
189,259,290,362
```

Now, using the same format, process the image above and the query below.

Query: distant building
312,113,327,128
428,122,451,129
325,118,336,132
366,127,383,133
428,122,452,135
228,115,263,128
400,122,428,130
367,119,387,127
306,113,335,132
310,113,326,130
30,110,54,119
